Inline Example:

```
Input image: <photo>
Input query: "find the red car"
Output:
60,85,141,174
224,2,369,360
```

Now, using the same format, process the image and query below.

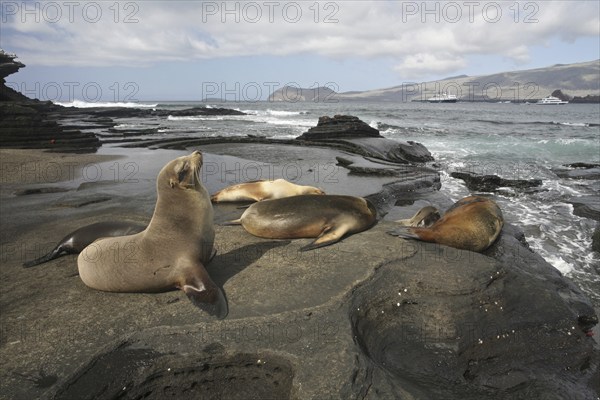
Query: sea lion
23,221,145,268
395,206,440,227
388,196,503,252
211,179,324,203
226,195,377,251
77,151,227,319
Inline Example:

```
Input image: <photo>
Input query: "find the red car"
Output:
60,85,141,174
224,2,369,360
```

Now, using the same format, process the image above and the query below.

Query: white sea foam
55,99,158,108
542,254,574,275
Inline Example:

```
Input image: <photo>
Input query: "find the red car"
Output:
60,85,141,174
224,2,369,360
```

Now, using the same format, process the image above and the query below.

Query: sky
1,0,599,101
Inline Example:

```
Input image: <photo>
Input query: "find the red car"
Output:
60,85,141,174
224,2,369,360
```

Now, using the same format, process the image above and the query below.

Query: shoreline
1,139,598,399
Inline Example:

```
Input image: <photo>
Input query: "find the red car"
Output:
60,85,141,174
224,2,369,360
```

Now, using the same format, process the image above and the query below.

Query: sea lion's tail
222,219,242,226
22,247,62,268
386,227,421,240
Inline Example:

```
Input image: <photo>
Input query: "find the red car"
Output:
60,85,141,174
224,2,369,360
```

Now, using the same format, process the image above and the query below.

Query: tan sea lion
23,221,146,267
211,178,324,203
395,206,440,227
77,151,227,318
387,196,503,252
226,195,377,251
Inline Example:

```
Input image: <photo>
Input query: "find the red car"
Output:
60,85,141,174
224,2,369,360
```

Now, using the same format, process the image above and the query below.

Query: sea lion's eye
178,167,189,183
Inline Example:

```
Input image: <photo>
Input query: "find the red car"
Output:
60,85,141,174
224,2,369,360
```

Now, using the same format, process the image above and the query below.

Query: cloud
1,1,598,76
393,53,467,79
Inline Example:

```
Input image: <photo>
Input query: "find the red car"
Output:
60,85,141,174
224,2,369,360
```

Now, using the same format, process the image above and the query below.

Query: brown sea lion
77,151,227,318
395,206,441,227
226,195,377,251
388,196,504,252
23,221,146,268
211,178,324,203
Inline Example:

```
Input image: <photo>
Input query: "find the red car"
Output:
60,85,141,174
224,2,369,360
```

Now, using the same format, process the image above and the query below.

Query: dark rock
551,89,572,101
160,107,246,117
342,137,433,163
296,115,433,164
451,171,542,192
0,52,100,152
567,196,600,221
554,166,600,180
14,187,70,196
54,347,294,400
571,95,600,104
0,102,101,152
593,224,600,253
564,163,600,169
297,115,381,140
349,234,598,399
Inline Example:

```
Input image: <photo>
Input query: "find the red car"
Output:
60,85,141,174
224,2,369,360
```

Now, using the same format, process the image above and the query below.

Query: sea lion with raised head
77,151,227,318
388,196,503,252
211,178,324,203
226,195,377,251
395,206,440,227
23,221,146,268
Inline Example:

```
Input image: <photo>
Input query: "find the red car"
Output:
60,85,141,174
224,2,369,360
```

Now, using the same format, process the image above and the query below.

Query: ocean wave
242,109,308,117
55,99,158,109
473,119,594,128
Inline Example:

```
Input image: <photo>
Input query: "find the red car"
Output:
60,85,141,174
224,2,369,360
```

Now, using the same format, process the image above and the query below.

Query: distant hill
268,86,337,102
268,60,600,102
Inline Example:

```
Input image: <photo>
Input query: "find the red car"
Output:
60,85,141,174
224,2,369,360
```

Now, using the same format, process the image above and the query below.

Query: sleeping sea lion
395,206,440,227
23,221,145,267
388,196,503,252
211,179,324,203
226,194,377,251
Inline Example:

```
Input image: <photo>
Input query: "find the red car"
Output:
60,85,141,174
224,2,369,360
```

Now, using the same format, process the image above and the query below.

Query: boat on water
427,93,458,103
536,96,569,105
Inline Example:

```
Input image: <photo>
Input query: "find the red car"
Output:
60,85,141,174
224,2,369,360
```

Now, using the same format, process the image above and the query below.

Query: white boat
427,93,457,103
536,96,568,105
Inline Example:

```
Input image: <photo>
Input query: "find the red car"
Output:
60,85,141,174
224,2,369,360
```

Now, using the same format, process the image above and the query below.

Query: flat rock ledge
38,223,599,400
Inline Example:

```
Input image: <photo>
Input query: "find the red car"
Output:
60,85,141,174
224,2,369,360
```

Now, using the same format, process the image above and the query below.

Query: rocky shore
1,54,598,399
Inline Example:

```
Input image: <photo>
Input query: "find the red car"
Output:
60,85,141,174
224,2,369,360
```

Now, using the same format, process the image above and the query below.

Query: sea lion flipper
222,219,242,226
22,246,63,268
387,227,420,240
184,285,228,319
300,225,346,251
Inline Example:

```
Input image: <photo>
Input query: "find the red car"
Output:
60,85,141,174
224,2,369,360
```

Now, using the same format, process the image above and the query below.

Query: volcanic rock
297,115,382,140
451,171,543,193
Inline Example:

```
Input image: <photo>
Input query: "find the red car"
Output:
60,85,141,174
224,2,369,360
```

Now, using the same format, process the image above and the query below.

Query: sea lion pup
211,178,325,203
226,195,377,251
77,151,227,319
23,221,145,268
388,196,503,252
395,206,440,227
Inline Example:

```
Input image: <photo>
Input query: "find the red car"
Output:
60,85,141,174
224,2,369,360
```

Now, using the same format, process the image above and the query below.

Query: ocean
57,99,600,305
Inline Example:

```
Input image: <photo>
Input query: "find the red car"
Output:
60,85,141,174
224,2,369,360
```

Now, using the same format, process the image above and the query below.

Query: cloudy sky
2,1,599,101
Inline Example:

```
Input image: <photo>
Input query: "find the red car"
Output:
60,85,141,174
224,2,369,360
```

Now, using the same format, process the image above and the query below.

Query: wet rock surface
349,239,598,400
553,164,600,180
450,171,543,193
1,143,597,400
567,195,600,221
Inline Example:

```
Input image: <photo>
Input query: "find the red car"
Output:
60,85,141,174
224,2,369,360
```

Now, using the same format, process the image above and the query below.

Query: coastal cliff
0,50,101,152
